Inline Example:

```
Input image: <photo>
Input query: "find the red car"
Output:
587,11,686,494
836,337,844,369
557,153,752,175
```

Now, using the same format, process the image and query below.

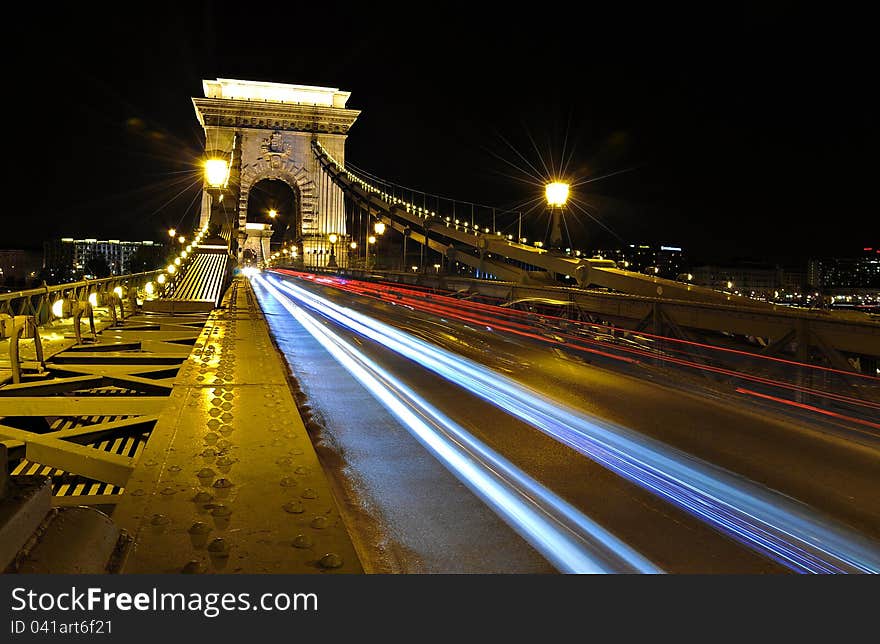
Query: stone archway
239,154,316,235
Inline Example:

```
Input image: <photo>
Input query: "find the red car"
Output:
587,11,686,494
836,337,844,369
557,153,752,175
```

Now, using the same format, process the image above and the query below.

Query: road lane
255,271,880,572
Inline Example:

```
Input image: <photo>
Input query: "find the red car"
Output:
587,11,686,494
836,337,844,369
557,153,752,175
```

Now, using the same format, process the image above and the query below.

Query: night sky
5,3,875,264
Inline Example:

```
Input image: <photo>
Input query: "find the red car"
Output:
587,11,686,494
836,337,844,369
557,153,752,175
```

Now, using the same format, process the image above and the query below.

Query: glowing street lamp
327,233,339,268
374,221,386,235
367,235,377,269
205,159,229,188
545,182,570,207
545,181,569,249
178,235,186,244
168,228,176,238
268,209,278,219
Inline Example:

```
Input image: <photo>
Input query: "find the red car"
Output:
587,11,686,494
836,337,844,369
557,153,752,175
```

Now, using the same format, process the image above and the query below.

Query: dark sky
4,3,876,264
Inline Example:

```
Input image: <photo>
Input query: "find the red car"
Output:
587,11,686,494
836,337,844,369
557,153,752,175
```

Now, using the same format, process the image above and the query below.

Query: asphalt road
253,272,880,573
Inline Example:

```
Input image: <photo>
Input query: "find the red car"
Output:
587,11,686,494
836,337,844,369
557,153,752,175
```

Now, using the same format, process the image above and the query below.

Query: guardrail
0,271,162,326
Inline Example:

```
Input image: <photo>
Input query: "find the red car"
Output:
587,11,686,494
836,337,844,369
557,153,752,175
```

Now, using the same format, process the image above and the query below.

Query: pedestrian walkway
114,277,363,573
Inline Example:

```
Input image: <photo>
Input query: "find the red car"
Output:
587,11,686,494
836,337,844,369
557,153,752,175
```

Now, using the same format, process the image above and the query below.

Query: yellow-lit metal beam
0,397,167,417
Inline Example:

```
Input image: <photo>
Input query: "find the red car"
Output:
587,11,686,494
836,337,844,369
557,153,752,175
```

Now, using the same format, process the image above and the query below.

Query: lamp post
349,241,357,269
367,235,377,269
203,157,230,243
205,159,229,190
327,233,338,268
373,222,385,269
545,181,569,250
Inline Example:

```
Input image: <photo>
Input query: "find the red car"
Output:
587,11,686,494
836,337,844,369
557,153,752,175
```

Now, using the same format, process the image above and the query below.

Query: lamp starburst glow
205,159,229,188
374,222,386,235
328,233,338,244
545,182,570,207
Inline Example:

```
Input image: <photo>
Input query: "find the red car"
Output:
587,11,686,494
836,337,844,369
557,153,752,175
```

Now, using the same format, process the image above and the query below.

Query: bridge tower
192,78,360,266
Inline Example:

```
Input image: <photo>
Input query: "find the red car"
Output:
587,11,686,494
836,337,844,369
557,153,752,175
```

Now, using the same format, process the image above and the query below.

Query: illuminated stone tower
192,78,360,264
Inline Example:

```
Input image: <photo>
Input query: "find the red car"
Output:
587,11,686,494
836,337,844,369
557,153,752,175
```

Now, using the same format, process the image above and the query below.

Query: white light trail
255,274,662,574
263,273,880,574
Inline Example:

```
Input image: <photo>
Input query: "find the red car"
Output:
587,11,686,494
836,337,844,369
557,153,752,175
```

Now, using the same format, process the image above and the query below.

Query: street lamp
371,223,385,268
168,228,176,238
268,209,277,219
368,235,376,269
545,181,569,250
205,159,229,188
327,233,338,268
545,182,569,207
178,235,186,244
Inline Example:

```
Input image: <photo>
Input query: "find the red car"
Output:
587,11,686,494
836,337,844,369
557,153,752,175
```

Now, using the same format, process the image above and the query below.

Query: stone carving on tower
262,131,292,156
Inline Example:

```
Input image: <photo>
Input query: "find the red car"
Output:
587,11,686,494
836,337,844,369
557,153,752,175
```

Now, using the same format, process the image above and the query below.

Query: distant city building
690,263,784,298
807,248,880,290
590,244,687,279
42,238,166,280
0,249,42,289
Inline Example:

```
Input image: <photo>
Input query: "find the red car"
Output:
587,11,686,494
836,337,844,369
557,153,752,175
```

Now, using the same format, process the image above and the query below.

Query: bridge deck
113,277,362,574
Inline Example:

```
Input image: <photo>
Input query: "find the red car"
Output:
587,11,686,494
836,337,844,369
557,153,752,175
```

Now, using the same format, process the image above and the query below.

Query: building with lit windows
43,238,165,279
807,248,880,290
590,244,687,279
690,263,785,297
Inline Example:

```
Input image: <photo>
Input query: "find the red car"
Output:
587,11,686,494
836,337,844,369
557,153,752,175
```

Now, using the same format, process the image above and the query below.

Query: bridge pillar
241,223,274,266
192,79,360,262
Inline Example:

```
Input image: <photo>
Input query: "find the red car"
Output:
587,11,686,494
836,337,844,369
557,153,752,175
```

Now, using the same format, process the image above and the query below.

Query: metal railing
0,271,162,326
